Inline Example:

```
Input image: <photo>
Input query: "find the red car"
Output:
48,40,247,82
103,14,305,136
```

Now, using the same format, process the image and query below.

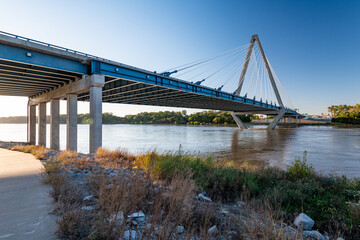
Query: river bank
4,144,360,239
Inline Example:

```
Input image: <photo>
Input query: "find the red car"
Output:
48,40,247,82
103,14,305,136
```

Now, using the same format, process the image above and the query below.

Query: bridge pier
27,103,36,145
231,112,247,129
50,99,60,150
267,108,286,130
67,94,78,151
38,102,47,146
29,74,104,153
89,75,105,153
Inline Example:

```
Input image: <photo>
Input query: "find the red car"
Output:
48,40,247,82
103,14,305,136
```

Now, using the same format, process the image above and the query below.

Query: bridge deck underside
0,58,295,116
78,77,280,114
0,59,82,96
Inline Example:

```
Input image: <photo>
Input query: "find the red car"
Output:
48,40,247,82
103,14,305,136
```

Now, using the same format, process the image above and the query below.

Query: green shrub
288,151,314,180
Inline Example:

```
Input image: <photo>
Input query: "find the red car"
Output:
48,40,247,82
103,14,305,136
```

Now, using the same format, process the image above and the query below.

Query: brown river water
0,124,359,178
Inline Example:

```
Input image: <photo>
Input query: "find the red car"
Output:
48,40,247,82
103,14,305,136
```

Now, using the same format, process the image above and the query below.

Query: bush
288,151,314,180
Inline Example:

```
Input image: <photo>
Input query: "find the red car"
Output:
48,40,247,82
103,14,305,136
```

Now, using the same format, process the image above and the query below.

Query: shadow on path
0,148,57,240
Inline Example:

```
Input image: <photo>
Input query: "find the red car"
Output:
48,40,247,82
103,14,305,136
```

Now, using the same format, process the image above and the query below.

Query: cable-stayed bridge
0,31,301,153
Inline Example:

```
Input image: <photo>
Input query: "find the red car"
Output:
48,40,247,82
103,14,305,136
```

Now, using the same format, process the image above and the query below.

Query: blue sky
0,0,359,116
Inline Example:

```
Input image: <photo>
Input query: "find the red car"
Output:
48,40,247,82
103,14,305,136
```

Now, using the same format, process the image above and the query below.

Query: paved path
0,148,57,240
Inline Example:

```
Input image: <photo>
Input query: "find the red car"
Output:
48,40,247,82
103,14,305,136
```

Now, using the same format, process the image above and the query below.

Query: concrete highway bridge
0,31,301,153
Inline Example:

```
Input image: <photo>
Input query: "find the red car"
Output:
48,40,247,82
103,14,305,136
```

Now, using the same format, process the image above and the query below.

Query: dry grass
10,144,49,159
54,150,93,170
54,150,78,164
94,147,135,169
234,202,303,240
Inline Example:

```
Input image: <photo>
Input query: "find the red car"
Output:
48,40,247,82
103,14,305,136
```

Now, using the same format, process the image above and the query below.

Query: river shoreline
2,144,360,239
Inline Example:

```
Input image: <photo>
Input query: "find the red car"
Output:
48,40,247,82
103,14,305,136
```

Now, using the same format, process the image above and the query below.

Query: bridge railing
0,31,113,63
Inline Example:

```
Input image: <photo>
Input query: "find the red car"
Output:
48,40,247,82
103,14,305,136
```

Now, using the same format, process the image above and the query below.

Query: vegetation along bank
6,144,360,239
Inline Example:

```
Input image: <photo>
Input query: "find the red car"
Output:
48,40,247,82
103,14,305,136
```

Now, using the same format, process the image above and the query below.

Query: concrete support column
27,104,36,145
267,108,286,130
50,99,60,150
89,86,103,153
38,102,47,146
67,94,77,151
230,112,247,129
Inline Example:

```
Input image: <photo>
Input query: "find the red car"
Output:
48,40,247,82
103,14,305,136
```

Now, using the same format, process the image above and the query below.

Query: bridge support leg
296,115,298,125
89,75,105,154
38,102,47,146
27,103,36,145
267,108,286,130
231,112,247,129
67,94,77,151
50,99,60,150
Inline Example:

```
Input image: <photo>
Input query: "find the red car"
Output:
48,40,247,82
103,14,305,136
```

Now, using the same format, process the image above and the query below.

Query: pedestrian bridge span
0,31,301,153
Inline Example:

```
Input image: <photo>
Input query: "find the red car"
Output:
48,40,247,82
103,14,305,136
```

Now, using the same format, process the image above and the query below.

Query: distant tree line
328,104,360,124
0,111,252,125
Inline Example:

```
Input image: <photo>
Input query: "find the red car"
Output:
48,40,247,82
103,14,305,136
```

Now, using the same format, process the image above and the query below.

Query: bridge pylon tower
232,34,286,130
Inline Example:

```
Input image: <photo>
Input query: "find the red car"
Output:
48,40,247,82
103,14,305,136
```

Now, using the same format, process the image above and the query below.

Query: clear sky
0,0,359,116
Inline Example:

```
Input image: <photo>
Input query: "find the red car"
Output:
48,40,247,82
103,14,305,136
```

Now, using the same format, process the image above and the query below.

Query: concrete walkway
0,148,57,240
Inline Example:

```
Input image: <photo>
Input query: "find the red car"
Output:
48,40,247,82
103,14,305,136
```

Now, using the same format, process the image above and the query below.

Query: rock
197,193,212,202
83,195,94,201
110,211,124,225
294,213,315,230
81,206,93,211
285,225,296,233
106,183,114,189
208,225,218,236
123,230,136,240
237,201,246,207
302,230,325,240
177,226,185,234
336,238,344,240
127,211,146,222
146,223,152,230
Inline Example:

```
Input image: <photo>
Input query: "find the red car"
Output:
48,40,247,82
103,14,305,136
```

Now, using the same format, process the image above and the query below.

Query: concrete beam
38,102,46,146
267,108,286,130
27,103,36,145
66,94,77,151
89,75,104,153
50,99,60,150
29,74,105,105
231,112,247,129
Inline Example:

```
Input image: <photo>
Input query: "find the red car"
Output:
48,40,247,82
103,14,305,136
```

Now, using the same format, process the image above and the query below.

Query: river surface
0,124,359,177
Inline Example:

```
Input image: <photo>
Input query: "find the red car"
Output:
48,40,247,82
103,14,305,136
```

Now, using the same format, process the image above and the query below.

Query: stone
294,213,314,230
123,230,136,240
177,226,185,234
81,206,93,211
302,230,325,240
336,238,344,240
83,195,94,201
197,193,212,202
128,211,146,222
110,211,124,225
146,223,152,230
237,201,246,207
208,225,218,236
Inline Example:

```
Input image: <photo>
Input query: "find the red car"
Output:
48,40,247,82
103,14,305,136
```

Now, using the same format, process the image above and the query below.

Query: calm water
1,124,359,177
